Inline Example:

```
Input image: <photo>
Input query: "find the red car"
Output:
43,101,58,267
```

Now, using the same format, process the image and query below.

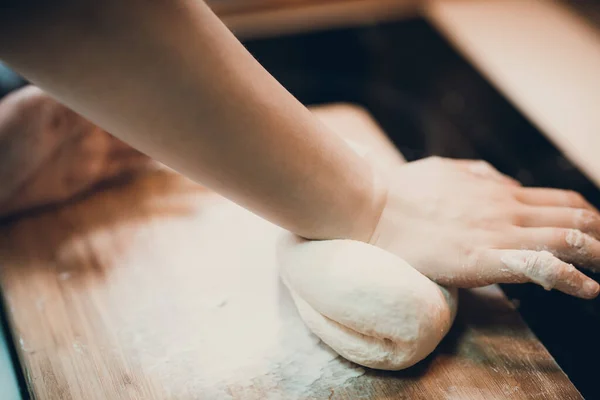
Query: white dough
278,236,458,370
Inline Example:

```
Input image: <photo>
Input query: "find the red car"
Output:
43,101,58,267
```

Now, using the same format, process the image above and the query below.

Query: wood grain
426,0,600,188
0,104,581,399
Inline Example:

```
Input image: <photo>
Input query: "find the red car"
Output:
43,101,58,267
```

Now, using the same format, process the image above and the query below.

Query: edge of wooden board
217,0,419,40
426,0,600,187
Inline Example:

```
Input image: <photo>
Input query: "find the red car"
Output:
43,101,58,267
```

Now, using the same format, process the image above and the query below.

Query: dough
278,236,458,370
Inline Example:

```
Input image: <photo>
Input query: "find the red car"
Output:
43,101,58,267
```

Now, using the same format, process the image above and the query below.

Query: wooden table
0,104,581,399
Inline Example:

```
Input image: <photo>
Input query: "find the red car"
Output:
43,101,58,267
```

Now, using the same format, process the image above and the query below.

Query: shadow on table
0,170,207,281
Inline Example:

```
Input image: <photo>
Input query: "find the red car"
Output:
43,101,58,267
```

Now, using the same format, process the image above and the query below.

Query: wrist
295,150,390,243
349,161,390,244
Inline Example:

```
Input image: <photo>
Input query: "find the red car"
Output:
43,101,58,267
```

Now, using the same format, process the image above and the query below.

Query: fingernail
582,280,600,298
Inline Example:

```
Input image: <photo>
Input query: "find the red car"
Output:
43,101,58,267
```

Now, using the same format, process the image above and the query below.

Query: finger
103,131,153,178
104,151,153,179
514,206,600,240
0,86,69,198
453,159,521,186
513,227,600,272
514,187,597,211
476,249,599,299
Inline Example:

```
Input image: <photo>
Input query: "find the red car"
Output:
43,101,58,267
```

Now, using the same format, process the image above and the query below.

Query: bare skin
0,1,598,298
370,157,600,298
0,86,153,217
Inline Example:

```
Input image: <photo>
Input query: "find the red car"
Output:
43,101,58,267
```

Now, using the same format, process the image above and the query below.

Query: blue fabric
0,309,22,400
0,62,27,98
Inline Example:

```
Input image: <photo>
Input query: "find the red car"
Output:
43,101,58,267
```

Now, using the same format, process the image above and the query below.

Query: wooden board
0,104,581,399
210,0,418,40
426,0,600,188
210,0,402,16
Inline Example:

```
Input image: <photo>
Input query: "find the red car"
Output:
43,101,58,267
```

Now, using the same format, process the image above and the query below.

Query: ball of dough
277,236,458,370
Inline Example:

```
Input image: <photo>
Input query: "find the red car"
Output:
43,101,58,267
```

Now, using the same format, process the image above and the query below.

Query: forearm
0,0,384,240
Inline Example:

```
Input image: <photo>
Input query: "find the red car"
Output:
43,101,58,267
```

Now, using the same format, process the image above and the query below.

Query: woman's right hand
369,156,600,299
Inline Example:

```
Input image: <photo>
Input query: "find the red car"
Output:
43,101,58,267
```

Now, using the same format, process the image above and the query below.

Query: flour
565,229,587,252
108,202,364,399
501,250,562,290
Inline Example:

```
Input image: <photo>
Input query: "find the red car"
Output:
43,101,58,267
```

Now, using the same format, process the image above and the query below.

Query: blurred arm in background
0,85,153,218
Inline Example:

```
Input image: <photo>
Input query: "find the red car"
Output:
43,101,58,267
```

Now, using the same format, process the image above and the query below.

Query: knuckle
467,160,494,175
526,251,561,289
474,160,493,169
575,209,599,231
524,251,547,272
502,250,572,291
566,190,585,206
551,229,577,250
563,229,587,250
558,261,577,276
549,229,567,249
427,155,444,165
508,208,526,226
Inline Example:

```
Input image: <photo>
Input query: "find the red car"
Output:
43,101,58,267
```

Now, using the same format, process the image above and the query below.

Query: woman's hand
370,156,600,299
0,86,153,217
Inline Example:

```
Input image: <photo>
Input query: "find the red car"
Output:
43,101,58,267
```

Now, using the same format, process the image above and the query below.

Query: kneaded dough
278,236,458,370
